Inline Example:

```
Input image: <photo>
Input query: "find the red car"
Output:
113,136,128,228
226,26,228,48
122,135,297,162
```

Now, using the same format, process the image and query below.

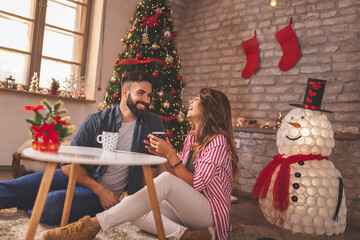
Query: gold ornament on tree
152,43,159,50
98,101,107,110
177,111,185,122
165,49,173,64
163,100,170,108
165,54,174,64
142,34,150,44
141,26,150,44
29,72,39,93
111,71,117,83
158,90,164,97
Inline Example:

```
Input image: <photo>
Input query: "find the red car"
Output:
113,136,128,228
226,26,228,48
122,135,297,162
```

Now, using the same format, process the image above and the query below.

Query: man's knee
40,193,65,225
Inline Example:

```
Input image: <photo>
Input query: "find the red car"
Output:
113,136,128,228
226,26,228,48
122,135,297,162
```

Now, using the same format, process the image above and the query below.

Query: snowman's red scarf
252,154,328,213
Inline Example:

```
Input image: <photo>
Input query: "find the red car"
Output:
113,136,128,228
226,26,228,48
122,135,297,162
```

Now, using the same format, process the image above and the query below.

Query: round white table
22,146,167,240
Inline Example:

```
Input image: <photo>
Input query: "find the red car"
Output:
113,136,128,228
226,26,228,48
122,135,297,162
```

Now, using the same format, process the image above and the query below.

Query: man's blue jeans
0,169,103,225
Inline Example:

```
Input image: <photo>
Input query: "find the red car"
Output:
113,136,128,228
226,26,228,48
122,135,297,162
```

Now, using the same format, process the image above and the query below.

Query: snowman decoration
252,78,346,236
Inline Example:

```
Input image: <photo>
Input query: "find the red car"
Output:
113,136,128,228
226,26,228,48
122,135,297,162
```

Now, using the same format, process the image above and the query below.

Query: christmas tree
99,0,188,152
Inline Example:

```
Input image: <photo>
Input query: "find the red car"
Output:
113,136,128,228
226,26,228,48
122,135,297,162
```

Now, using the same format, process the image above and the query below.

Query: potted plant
23,99,74,152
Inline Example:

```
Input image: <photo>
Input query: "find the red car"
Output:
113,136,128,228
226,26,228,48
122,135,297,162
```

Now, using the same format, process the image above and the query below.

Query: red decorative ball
152,71,159,78
131,45,135,49
136,53,143,59
177,76,183,82
166,131,172,138
142,16,148,22
170,89,176,95
113,93,119,99
172,31,177,37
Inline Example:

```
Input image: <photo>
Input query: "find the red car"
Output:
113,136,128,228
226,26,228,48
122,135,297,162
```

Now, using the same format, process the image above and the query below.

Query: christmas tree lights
99,0,189,151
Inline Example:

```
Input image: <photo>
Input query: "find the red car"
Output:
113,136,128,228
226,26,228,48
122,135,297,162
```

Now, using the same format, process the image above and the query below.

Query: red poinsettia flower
22,104,45,113
31,122,60,143
51,115,71,126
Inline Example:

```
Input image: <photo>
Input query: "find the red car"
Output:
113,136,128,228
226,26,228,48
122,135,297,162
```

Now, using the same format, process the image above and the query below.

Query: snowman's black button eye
291,116,294,120
301,116,304,119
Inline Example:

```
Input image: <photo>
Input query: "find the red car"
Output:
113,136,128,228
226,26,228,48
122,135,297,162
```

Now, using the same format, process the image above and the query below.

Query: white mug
96,131,119,151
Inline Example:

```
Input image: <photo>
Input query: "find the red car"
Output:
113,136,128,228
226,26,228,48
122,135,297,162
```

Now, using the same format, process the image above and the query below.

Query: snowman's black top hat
290,78,333,113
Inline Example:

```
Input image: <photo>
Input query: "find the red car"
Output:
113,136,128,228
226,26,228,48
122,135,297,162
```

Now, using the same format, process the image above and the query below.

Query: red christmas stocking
275,17,301,71
241,31,259,79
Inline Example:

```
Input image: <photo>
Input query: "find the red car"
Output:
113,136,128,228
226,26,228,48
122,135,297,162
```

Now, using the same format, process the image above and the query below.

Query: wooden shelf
233,126,277,134
233,126,359,140
0,87,95,103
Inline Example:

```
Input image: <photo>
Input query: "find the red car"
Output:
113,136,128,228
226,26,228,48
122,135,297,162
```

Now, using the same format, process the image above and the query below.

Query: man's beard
126,93,149,118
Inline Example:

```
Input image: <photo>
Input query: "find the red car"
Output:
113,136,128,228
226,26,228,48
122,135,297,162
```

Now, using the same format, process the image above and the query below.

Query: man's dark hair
121,71,153,88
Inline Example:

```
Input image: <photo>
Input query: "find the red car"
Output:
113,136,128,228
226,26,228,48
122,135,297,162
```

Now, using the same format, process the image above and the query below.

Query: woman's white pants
96,172,213,240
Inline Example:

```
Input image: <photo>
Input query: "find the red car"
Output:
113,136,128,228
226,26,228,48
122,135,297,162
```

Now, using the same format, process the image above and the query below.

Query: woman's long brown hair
191,88,239,184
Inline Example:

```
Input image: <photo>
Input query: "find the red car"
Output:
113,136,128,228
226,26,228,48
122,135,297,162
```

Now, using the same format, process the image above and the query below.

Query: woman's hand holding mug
145,132,175,159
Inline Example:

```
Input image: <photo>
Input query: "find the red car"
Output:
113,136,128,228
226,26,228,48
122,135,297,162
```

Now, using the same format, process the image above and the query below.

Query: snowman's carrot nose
288,122,301,128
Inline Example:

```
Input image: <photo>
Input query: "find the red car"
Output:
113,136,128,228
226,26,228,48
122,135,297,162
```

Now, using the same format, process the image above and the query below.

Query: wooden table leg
25,162,57,240
142,165,165,240
60,163,79,226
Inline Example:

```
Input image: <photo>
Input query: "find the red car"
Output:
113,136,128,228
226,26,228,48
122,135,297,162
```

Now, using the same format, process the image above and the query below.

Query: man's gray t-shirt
99,120,136,196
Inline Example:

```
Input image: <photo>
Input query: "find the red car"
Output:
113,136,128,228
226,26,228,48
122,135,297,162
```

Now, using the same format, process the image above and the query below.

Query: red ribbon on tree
140,12,170,28
158,114,177,121
252,154,328,213
115,58,167,67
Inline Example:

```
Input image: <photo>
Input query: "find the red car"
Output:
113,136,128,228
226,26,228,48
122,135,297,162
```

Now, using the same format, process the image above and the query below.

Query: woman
43,88,239,240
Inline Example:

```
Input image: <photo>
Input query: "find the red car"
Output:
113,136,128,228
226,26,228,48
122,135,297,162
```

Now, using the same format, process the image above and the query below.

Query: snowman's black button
298,161,304,166
295,172,301,178
291,195,298,202
293,183,300,189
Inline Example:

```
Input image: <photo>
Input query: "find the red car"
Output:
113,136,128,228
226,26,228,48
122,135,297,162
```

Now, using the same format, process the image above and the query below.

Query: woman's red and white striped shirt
180,132,233,240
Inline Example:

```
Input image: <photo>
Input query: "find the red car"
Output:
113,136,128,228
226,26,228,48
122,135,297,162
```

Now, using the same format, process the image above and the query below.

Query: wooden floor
0,171,358,239
230,191,359,240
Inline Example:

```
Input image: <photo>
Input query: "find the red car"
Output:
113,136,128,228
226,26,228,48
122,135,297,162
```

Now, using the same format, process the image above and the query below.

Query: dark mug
152,131,166,140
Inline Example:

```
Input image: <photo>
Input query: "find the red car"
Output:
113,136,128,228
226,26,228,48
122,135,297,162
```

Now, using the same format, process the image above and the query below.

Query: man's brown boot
42,216,99,240
186,226,216,240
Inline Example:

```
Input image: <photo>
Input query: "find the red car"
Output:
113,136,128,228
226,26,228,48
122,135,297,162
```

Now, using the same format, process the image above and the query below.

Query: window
0,0,91,89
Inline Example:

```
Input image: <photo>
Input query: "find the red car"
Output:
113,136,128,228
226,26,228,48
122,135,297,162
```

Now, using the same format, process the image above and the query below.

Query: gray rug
0,209,348,240
0,209,156,240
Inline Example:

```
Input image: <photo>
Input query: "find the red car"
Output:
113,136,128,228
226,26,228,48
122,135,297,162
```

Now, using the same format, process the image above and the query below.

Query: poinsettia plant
23,99,74,147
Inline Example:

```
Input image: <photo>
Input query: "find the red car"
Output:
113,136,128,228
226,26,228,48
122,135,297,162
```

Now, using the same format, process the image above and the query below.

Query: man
0,71,164,225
